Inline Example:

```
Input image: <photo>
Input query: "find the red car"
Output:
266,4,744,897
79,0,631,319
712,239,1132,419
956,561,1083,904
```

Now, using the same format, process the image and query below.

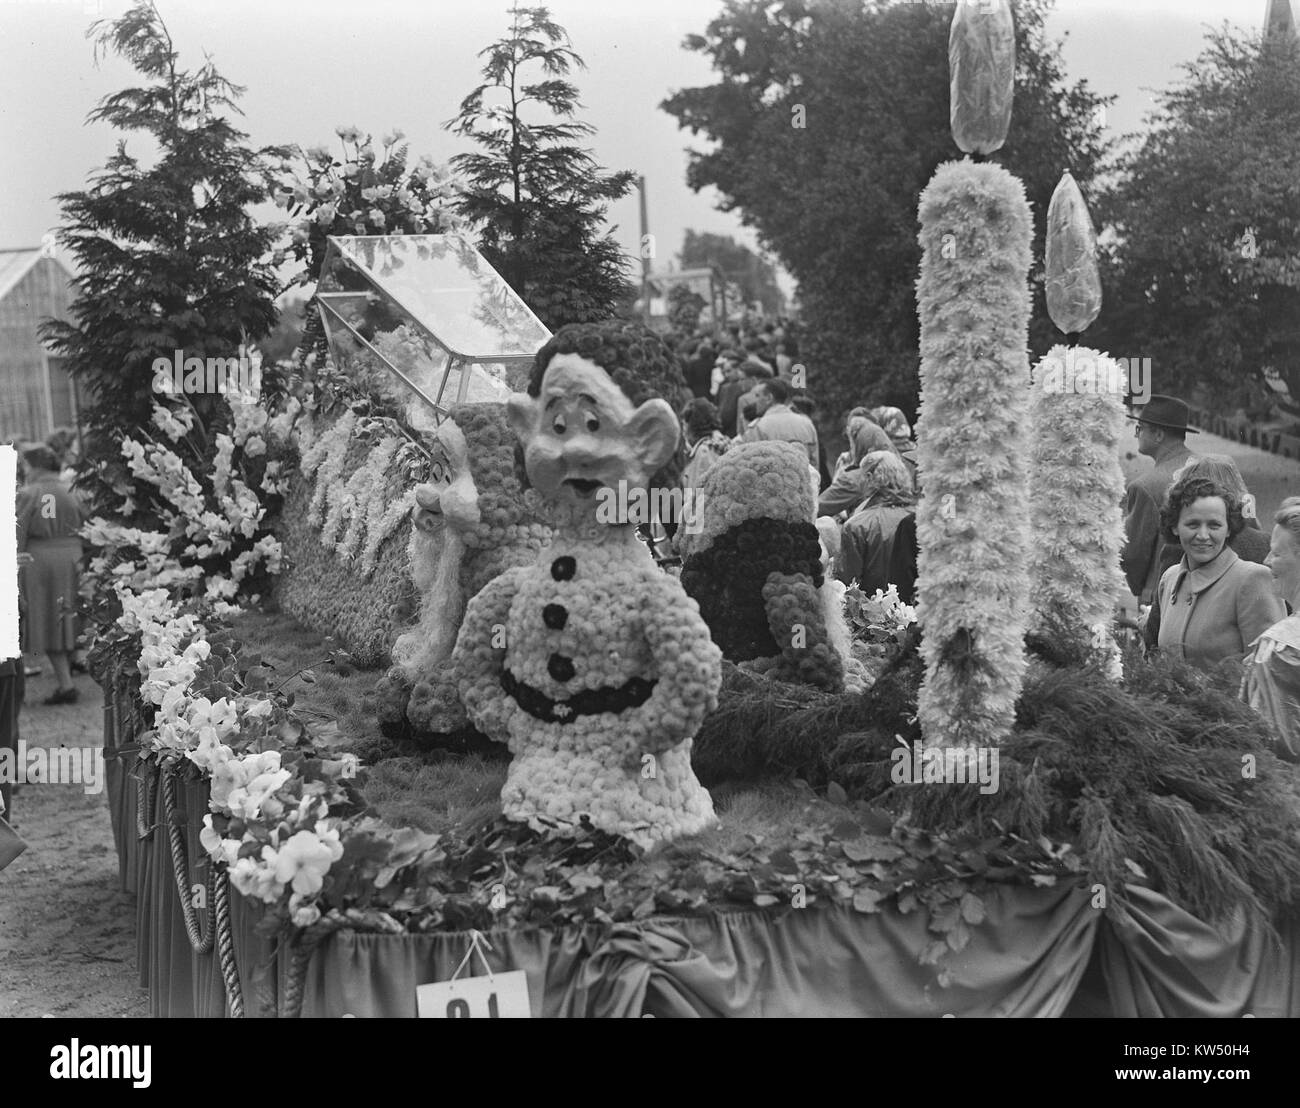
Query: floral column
1027,172,1126,672
915,162,1033,747
914,0,1031,746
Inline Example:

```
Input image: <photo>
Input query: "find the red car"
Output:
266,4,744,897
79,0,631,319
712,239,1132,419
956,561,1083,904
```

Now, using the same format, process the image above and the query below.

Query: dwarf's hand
16,553,33,568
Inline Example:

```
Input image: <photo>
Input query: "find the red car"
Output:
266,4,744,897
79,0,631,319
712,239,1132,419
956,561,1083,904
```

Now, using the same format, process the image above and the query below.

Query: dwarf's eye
582,409,600,432
552,413,567,435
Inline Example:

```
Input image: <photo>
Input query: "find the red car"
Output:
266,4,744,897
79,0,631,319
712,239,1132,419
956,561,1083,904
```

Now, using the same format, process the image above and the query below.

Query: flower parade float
94,326,1300,1017
93,42,1300,1010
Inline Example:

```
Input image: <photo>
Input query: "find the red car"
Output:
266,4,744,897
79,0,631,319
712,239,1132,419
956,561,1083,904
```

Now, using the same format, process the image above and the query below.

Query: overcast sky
0,0,1282,293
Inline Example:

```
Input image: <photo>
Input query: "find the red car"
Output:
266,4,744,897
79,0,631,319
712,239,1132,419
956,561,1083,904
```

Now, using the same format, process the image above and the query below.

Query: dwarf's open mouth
564,478,603,497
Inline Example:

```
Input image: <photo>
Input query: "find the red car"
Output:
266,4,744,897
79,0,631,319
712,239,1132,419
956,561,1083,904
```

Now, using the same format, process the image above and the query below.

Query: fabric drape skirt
21,537,82,653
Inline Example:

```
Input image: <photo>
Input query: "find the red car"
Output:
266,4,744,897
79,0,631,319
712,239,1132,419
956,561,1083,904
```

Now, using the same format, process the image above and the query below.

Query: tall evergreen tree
446,4,636,328
42,0,283,514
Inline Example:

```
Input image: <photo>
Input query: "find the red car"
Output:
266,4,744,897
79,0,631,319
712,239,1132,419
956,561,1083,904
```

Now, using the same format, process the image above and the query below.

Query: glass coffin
316,234,551,430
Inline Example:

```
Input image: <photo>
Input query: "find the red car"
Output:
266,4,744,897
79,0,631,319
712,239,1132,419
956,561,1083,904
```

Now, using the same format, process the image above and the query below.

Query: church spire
1266,0,1298,42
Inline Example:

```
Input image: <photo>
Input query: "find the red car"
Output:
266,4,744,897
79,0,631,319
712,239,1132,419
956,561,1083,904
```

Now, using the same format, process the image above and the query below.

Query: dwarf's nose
562,433,603,469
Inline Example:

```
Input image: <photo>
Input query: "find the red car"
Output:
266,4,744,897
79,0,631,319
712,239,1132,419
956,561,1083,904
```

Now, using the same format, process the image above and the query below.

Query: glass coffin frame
316,234,551,428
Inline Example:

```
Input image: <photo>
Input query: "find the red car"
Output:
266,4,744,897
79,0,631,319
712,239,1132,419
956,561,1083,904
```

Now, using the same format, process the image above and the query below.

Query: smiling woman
1154,475,1285,672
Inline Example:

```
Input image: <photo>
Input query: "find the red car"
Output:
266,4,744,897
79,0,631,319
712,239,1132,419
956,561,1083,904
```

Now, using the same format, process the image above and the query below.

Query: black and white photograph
0,0,1297,1054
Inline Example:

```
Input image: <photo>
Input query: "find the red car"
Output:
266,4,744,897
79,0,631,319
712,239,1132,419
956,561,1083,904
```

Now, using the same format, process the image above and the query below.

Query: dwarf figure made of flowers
448,321,722,847
679,441,845,692
377,403,551,741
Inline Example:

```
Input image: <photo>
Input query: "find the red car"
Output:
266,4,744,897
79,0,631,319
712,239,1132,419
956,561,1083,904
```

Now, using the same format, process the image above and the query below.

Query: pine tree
41,0,283,515
446,4,635,328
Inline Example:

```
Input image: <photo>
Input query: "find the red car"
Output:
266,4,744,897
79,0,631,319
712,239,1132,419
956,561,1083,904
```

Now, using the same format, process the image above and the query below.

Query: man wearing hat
1122,395,1198,604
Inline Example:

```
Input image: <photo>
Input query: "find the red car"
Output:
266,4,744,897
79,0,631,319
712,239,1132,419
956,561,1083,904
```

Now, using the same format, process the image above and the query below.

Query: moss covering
226,607,389,751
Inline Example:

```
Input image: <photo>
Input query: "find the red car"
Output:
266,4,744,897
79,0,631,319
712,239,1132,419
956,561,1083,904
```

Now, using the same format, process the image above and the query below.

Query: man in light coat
741,376,820,468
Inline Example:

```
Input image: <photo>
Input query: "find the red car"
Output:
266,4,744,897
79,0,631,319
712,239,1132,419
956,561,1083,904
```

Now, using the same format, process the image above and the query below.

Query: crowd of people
672,357,1300,760
666,319,925,603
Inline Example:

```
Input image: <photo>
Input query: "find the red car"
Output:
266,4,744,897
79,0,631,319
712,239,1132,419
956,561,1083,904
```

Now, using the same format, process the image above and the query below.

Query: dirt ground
0,666,147,1018
0,426,1293,1019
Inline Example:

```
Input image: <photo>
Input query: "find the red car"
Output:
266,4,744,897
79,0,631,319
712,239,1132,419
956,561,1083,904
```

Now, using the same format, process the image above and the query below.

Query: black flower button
543,603,568,630
551,556,576,581
548,653,575,682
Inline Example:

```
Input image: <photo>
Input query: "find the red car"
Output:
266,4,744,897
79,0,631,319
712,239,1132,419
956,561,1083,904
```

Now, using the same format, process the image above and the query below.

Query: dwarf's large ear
624,398,680,476
506,393,537,443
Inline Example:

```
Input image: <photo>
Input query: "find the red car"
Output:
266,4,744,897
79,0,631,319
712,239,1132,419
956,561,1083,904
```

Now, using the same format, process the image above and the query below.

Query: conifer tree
42,0,283,515
446,4,635,327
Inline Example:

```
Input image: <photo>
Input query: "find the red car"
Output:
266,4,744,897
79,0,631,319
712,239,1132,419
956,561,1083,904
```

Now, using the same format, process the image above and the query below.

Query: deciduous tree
1094,25,1300,411
662,0,1110,418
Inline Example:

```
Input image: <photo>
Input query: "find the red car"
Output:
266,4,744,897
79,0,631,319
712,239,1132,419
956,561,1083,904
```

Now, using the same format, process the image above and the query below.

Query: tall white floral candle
1028,347,1127,675
915,160,1033,746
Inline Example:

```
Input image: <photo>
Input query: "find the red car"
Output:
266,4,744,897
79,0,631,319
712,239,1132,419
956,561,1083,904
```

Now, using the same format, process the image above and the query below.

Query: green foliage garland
689,650,1300,926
